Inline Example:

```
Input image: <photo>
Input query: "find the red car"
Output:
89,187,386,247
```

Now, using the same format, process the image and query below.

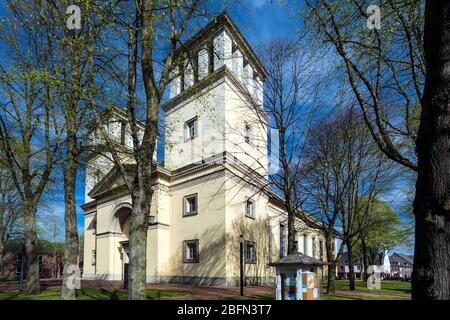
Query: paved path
147,284,274,300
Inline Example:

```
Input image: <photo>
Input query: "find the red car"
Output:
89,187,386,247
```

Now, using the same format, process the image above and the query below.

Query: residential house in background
389,253,413,280
338,253,364,280
338,250,391,280
1,240,65,280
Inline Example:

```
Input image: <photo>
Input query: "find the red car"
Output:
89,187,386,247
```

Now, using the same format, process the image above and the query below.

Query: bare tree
301,111,349,293
261,40,323,255
355,199,410,282
302,106,395,291
220,38,325,257
305,0,423,170
12,0,113,299
0,161,20,281
91,0,218,299
0,0,60,294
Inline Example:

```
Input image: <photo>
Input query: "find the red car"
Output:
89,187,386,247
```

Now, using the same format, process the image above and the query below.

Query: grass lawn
0,280,411,300
321,293,410,300
0,280,19,284
322,280,411,300
334,280,411,295
0,288,188,300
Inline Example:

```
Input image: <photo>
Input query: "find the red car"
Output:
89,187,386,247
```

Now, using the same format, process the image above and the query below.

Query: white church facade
81,13,328,286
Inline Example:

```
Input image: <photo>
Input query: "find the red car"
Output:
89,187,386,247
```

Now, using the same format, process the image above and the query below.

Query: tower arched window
245,123,252,144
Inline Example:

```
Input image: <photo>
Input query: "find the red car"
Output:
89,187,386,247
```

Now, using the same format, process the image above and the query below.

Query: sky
3,0,413,255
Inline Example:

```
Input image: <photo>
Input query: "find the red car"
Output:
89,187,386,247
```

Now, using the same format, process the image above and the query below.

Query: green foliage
355,198,410,256
4,238,64,255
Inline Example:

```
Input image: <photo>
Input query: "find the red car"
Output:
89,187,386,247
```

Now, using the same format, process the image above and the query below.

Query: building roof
338,252,363,267
268,252,326,267
389,253,414,267
338,252,387,268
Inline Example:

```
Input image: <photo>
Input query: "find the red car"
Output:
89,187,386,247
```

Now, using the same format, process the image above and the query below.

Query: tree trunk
361,238,369,283
61,132,79,300
287,208,296,255
128,192,150,300
53,248,58,279
0,240,4,281
130,0,159,300
325,235,336,294
347,241,355,290
24,204,40,294
412,0,450,300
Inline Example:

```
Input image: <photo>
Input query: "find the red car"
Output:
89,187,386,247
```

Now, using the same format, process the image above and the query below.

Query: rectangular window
38,256,43,275
185,117,198,140
279,224,286,258
183,240,199,263
183,194,198,216
208,41,214,74
245,124,252,144
319,240,324,261
303,235,308,256
245,241,256,263
92,216,97,234
120,122,126,145
245,199,255,218
312,237,317,258
180,64,185,92
92,250,96,266
193,53,199,83
16,255,25,277
294,231,299,252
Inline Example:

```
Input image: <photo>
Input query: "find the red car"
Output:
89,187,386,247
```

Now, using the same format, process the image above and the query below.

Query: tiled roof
389,253,414,267
268,252,326,267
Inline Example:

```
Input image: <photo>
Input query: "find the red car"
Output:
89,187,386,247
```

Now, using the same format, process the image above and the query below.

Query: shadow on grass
334,280,411,295
224,294,274,300
0,288,189,300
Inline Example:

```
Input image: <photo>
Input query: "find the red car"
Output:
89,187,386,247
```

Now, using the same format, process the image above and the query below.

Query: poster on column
296,270,302,300
307,273,315,289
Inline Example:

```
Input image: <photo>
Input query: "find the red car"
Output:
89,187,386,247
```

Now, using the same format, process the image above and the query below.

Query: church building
82,12,327,286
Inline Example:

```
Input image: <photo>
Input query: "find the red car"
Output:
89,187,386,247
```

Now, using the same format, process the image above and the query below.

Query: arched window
245,123,252,144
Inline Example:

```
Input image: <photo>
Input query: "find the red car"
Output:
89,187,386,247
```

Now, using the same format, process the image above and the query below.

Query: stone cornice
82,152,271,208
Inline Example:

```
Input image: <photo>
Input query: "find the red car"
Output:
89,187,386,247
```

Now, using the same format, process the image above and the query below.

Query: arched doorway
111,203,131,284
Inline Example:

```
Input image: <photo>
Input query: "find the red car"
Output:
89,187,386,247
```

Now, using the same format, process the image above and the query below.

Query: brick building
1,239,65,280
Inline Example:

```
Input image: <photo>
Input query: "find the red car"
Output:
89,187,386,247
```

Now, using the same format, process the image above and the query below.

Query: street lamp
239,234,244,296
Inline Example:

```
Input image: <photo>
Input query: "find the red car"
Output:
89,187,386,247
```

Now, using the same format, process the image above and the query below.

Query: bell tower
162,13,268,177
